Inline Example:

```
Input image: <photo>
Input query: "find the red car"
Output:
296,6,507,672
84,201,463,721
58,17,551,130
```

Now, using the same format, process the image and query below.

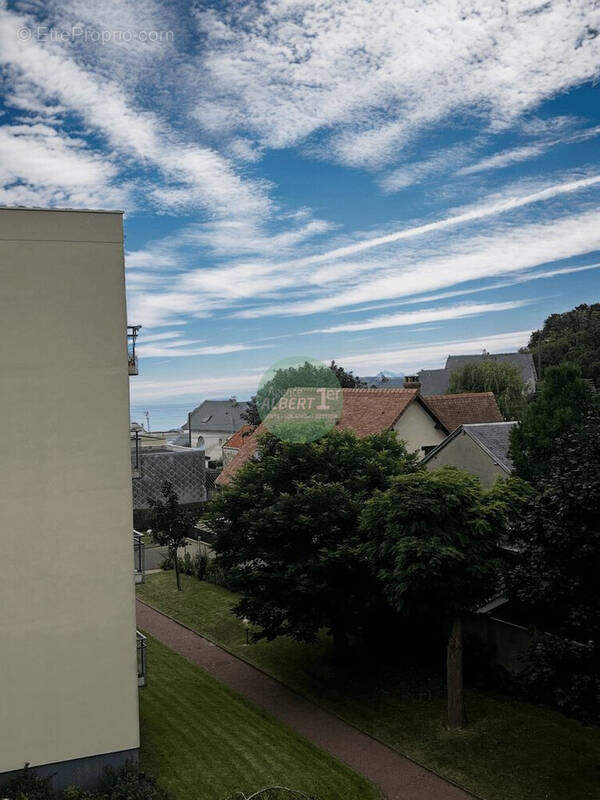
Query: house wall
393,401,446,455
424,430,507,486
190,430,229,461
132,446,206,510
0,209,139,784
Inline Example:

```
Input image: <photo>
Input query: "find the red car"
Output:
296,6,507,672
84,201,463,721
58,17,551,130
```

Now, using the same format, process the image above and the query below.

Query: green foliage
506,410,600,642
509,363,596,482
1,765,169,800
327,360,365,388
147,482,193,590
3,765,55,800
193,552,208,580
159,552,173,571
359,467,502,622
526,303,600,385
519,635,600,723
208,429,420,648
448,360,527,419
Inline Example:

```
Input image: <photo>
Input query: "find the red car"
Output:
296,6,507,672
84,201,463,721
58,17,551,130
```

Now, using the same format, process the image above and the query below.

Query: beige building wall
0,208,139,779
424,430,507,486
393,401,446,455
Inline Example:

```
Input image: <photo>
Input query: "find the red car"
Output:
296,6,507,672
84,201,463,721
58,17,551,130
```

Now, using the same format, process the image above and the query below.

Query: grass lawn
138,573,600,800
138,634,380,800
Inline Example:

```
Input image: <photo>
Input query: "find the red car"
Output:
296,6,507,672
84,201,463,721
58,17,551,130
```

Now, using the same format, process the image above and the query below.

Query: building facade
0,208,140,788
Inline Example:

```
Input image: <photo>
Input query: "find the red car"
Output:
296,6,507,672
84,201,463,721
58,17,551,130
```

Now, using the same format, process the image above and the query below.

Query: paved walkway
137,599,476,800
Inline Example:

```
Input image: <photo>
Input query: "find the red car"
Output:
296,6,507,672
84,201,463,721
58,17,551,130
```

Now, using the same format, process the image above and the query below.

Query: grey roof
445,352,537,389
419,352,537,395
360,373,406,388
182,399,249,433
418,368,451,395
423,421,517,473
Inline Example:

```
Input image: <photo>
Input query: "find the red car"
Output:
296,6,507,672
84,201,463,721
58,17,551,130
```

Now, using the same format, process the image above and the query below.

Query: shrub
96,764,171,800
2,765,56,800
182,552,194,576
518,634,600,723
205,560,232,589
159,552,173,571
193,553,208,580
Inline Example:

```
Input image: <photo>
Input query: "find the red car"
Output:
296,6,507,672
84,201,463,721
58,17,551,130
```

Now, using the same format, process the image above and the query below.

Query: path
137,599,477,800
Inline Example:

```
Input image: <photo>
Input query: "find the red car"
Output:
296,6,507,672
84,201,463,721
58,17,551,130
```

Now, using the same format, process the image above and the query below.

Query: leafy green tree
525,303,600,385
359,467,503,728
507,410,600,641
208,429,420,656
448,360,527,419
242,361,363,427
509,363,596,482
147,481,191,591
328,360,366,388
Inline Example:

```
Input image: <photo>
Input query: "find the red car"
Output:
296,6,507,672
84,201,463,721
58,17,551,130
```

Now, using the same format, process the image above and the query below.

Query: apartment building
0,208,140,788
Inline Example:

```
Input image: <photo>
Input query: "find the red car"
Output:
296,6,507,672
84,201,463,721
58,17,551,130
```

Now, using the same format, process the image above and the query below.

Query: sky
1,0,599,430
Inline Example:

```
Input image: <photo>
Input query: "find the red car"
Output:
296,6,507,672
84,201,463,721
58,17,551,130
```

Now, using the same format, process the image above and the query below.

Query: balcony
133,530,145,583
136,630,147,687
127,325,141,375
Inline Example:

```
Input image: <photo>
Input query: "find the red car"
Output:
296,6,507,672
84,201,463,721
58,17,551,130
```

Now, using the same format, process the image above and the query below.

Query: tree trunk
447,615,466,729
173,547,182,591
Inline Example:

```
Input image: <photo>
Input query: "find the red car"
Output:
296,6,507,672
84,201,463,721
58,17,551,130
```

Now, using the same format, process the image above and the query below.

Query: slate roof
422,392,503,431
419,351,537,395
360,374,406,388
418,368,451,395
216,388,502,486
182,399,249,433
423,421,517,473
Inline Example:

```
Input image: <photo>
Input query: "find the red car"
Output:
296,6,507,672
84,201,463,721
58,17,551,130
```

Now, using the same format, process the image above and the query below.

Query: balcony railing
136,630,147,687
128,325,141,375
133,530,145,583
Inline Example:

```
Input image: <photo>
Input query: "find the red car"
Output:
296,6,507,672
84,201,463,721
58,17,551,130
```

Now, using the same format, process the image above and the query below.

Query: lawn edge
136,595,483,800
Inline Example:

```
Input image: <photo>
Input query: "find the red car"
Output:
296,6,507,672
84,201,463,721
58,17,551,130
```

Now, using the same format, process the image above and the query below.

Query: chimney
403,375,421,391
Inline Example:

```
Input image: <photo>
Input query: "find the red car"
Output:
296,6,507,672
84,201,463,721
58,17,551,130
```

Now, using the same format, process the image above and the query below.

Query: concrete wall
394,401,446,455
0,208,139,779
132,445,206,510
424,430,507,486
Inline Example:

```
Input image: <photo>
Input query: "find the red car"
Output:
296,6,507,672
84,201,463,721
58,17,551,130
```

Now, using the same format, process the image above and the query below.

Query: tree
509,363,596,483
359,467,503,729
241,360,364,427
525,303,600,385
147,481,191,591
207,429,421,656
506,410,600,641
328,360,366,388
448,360,527,420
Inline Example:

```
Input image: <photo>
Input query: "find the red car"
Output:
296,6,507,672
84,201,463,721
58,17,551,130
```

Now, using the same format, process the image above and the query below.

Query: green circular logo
257,356,343,443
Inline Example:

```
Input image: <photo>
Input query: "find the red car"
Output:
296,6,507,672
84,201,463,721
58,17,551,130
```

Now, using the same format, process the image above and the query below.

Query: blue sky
1,0,599,429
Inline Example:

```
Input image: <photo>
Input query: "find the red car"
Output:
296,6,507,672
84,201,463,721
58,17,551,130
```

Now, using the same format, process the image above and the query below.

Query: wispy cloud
303,300,532,335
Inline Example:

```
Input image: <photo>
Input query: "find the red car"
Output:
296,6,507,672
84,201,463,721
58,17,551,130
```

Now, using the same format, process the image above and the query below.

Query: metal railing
133,530,145,583
136,630,147,687
127,325,141,375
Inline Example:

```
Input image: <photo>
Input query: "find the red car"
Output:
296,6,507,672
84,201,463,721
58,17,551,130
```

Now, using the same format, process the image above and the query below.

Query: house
360,371,406,388
423,421,517,486
216,383,503,486
222,424,255,466
0,208,140,788
419,351,537,395
174,398,249,462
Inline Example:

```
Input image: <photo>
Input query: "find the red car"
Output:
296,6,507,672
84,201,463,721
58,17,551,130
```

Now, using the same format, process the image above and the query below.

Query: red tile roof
216,388,503,486
223,424,255,451
422,392,503,431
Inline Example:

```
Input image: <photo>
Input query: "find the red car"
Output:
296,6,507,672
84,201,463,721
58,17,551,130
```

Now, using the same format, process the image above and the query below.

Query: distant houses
171,397,249,463
423,421,517,486
217,383,503,486
419,351,537,395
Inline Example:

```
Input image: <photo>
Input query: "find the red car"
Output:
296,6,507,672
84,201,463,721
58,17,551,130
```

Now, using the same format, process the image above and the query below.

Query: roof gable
423,421,517,473
183,399,249,432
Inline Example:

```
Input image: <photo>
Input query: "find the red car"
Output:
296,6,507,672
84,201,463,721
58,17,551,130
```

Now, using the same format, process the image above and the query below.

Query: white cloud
303,300,531,335
0,2,269,217
338,330,533,373
193,0,600,168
